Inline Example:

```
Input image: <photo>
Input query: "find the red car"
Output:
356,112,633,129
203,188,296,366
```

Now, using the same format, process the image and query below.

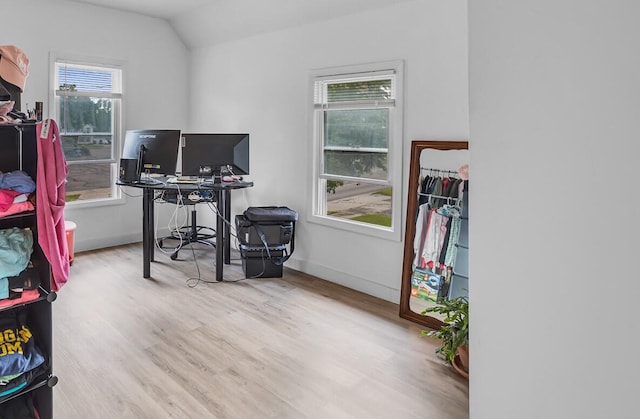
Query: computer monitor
180,133,250,179
121,129,181,182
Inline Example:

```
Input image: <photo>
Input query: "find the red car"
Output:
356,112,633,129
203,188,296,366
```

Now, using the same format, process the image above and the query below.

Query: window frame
49,53,126,207
309,60,404,241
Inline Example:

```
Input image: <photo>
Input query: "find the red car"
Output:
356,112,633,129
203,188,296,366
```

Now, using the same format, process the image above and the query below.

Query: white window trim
308,60,404,241
48,52,127,207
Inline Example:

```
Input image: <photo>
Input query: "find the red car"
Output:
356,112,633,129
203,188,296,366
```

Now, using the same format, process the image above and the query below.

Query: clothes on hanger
412,166,468,301
418,168,462,209
414,204,461,271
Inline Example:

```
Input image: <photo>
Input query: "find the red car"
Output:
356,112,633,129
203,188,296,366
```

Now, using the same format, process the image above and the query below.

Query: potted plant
421,295,469,378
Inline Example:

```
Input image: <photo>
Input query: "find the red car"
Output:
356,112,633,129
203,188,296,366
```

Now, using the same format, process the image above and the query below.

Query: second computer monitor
181,133,250,178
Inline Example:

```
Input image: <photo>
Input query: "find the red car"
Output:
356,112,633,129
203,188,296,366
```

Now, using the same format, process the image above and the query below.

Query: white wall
188,0,468,303
469,1,640,418
172,0,423,49
4,0,189,252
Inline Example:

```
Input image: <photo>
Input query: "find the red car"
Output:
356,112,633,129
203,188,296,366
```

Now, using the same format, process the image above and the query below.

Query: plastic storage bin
64,220,76,265
239,245,286,278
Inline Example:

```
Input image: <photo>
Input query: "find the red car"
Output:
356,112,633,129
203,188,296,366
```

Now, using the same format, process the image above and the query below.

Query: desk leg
149,191,155,263
224,189,231,264
215,190,224,281
142,188,154,278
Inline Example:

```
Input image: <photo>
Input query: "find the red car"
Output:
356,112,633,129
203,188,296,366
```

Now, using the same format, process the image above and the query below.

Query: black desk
118,178,253,281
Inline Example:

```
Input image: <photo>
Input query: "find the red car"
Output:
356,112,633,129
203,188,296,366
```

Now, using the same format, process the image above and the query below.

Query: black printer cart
235,206,297,278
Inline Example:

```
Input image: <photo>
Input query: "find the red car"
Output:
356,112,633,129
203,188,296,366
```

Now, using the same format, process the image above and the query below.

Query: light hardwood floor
53,243,468,418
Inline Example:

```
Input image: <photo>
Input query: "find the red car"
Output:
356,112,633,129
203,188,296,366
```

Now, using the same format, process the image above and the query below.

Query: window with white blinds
53,60,123,203
310,61,404,240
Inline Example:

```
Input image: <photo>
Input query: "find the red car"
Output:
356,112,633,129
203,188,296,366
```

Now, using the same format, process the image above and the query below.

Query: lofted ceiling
64,0,211,20
62,0,416,48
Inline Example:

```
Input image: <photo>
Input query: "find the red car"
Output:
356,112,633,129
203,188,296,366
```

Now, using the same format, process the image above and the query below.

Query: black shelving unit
0,124,57,418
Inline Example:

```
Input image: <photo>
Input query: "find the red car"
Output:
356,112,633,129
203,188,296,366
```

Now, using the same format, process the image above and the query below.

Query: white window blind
56,63,122,98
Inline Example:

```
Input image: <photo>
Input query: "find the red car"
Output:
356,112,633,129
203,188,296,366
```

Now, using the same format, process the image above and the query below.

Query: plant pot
451,344,469,379
451,354,468,379
457,344,469,372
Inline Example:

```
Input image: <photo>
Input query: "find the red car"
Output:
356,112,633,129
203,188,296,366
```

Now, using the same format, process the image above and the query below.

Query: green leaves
421,296,469,363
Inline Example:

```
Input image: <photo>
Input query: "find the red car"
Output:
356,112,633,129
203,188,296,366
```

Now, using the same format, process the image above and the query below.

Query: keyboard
166,176,200,184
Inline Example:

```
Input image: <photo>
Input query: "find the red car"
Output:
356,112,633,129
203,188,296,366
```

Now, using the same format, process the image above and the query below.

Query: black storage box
240,245,286,278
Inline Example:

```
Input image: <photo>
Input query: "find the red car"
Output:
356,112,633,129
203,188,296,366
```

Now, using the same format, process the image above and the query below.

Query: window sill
308,213,401,242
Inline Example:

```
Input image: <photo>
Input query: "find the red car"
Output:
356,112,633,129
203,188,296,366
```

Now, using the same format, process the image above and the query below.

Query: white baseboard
74,228,172,253
286,259,400,304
